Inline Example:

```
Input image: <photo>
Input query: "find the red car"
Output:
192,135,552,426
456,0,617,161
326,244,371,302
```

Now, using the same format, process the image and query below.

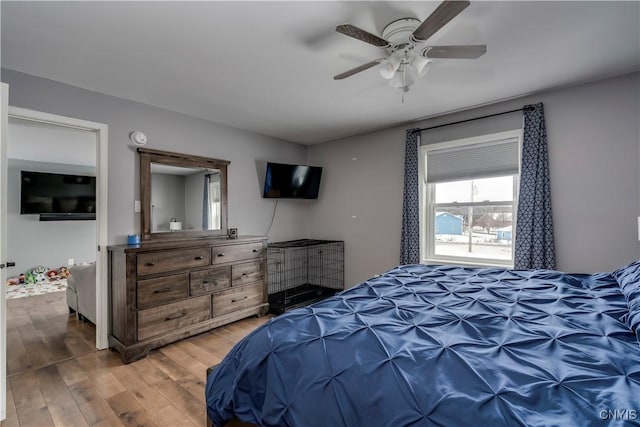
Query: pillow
612,259,640,332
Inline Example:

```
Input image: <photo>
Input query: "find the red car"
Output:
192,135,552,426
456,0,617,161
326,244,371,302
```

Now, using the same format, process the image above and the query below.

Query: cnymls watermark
599,409,637,421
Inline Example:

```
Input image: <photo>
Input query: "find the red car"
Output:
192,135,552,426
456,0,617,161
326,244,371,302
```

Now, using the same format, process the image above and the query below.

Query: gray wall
7,159,97,273
5,69,639,287
2,69,310,245
184,171,205,230
307,72,640,286
150,173,186,232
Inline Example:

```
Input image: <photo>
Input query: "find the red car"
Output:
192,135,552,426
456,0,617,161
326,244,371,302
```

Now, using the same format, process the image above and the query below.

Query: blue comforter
206,265,640,426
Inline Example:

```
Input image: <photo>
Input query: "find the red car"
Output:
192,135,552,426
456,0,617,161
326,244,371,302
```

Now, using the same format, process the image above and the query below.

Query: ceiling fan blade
423,45,487,59
334,59,383,80
336,24,390,48
411,0,471,42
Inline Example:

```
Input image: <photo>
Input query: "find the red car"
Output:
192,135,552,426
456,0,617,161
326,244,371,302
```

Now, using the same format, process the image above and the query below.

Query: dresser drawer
190,267,231,296
137,296,211,341
137,248,210,276
232,260,264,287
212,282,263,317
137,273,189,309
211,242,264,265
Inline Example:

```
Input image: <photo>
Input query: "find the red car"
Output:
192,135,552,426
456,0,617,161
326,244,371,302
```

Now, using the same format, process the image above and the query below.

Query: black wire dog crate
267,239,344,314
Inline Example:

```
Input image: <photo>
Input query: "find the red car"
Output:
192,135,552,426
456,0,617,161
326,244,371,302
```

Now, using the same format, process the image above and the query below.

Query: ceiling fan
333,0,486,93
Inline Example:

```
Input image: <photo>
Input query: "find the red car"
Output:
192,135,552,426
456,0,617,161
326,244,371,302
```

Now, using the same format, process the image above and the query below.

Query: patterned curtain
514,103,556,269
202,173,211,229
400,129,421,265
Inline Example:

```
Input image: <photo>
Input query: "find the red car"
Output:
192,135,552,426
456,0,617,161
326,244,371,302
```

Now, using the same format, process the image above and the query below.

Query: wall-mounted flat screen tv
20,170,96,219
263,162,322,199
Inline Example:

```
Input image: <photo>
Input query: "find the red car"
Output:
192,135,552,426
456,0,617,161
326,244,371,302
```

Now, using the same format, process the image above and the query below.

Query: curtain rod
411,106,535,134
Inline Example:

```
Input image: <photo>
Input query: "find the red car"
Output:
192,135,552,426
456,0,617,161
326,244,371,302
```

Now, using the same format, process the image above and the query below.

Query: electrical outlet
68,258,74,266
134,200,141,213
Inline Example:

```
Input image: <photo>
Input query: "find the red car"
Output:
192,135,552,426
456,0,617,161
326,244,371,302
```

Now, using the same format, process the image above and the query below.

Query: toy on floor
32,266,48,283
9,267,69,286
22,266,48,284
24,270,36,284
58,266,70,279
47,269,59,281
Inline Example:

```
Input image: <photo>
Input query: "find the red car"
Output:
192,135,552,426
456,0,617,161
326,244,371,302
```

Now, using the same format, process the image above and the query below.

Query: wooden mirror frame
138,147,229,241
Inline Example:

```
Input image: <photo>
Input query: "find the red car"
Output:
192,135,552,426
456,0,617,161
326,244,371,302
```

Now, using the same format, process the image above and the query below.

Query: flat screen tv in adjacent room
263,162,322,199
20,170,97,220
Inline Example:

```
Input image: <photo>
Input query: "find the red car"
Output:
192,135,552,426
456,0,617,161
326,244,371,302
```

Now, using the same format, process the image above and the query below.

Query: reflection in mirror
139,148,229,241
150,164,222,232
205,172,222,229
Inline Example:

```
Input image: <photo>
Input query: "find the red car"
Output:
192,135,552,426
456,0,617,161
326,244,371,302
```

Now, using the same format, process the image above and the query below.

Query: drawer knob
146,262,156,266
252,249,258,253
194,256,204,260
153,287,173,294
164,310,186,321
231,296,248,303
217,253,225,257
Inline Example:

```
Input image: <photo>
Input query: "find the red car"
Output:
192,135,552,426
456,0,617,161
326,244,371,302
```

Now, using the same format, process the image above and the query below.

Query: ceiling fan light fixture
404,64,417,86
389,65,415,90
412,56,432,77
388,70,405,89
379,56,401,79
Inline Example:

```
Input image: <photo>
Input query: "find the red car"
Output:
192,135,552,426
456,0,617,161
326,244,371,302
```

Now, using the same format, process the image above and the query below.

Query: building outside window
420,130,522,267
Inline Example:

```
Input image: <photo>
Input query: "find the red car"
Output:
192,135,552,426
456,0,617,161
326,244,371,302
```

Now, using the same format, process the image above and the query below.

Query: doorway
5,107,108,353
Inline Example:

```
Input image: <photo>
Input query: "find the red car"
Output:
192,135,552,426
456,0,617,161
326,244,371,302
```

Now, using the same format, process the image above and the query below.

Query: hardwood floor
2,291,272,427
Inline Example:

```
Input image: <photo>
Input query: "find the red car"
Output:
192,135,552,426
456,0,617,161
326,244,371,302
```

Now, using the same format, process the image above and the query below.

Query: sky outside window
435,176,513,204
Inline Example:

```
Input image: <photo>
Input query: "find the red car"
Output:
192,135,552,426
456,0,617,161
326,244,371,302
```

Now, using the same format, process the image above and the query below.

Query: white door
0,83,9,421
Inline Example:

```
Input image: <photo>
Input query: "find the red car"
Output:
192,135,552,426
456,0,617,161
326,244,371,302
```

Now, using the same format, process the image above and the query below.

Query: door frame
1,83,9,422
6,106,109,351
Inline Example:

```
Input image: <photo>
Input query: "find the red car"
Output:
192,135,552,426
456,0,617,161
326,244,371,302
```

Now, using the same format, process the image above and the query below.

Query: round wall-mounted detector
129,131,148,146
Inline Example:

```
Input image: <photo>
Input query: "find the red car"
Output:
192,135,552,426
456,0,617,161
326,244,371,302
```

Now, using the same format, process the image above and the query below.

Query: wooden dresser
107,236,268,363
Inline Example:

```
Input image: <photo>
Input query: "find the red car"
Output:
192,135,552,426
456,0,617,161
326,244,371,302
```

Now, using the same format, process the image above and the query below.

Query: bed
206,263,640,427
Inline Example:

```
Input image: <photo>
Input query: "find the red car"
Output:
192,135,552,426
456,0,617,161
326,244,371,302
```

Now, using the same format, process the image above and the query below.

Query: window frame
419,129,523,268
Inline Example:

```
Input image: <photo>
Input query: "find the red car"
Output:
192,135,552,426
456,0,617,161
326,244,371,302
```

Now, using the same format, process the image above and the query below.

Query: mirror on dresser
138,148,229,240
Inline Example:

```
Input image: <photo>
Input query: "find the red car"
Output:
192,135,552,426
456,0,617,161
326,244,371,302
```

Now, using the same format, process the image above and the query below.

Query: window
420,130,522,267
208,172,221,229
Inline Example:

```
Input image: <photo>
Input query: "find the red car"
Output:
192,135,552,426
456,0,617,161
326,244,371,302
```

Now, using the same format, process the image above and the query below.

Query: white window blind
426,137,520,183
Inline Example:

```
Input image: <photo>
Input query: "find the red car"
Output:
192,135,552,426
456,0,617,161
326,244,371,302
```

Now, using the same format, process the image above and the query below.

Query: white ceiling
2,1,639,145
